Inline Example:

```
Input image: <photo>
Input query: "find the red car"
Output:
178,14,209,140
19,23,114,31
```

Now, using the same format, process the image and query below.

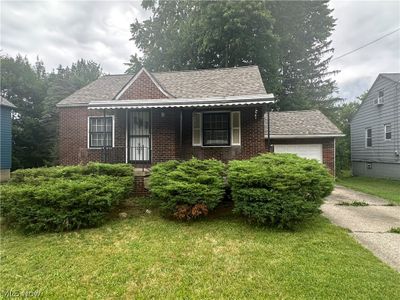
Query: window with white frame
384,124,392,140
203,112,230,146
378,90,384,103
365,128,372,147
88,116,113,148
192,111,240,146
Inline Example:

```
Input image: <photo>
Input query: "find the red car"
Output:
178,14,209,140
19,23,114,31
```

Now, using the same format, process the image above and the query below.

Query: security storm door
128,111,151,162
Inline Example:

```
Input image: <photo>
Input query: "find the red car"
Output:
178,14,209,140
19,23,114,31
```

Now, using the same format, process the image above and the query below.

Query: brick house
57,66,342,178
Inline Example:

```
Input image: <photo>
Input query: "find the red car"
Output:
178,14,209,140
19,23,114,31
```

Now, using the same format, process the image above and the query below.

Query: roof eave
56,102,89,108
267,134,345,139
87,94,275,109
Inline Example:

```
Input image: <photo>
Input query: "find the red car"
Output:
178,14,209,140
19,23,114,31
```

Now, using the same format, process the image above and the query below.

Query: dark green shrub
149,158,225,219
1,163,134,233
228,153,334,229
9,162,132,184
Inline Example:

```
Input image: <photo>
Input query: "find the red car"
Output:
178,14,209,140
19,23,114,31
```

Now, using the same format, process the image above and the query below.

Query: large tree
127,0,337,110
266,1,338,110
127,0,279,91
44,59,102,164
0,55,102,168
1,55,48,168
328,94,363,174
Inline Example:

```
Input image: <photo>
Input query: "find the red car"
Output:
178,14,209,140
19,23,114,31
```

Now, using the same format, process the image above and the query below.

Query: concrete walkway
322,185,400,272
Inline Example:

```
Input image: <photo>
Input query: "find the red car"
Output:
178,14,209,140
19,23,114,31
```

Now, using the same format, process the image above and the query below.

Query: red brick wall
268,138,335,174
151,109,180,163
58,108,126,165
59,106,266,166
181,106,265,162
119,71,168,100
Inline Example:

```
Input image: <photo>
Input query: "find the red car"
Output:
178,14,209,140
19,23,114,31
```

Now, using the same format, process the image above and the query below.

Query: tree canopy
0,55,102,168
127,0,338,110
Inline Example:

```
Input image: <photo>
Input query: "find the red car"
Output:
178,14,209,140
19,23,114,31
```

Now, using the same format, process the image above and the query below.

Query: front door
128,110,151,162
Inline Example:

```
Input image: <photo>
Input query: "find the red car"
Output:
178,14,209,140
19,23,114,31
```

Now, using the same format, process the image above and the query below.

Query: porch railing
100,146,151,169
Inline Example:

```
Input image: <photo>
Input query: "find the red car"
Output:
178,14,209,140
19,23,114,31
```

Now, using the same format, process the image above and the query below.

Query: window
231,111,241,145
192,112,202,146
378,90,384,103
365,128,372,147
374,90,384,105
88,116,113,148
384,124,392,140
203,112,230,146
192,111,241,146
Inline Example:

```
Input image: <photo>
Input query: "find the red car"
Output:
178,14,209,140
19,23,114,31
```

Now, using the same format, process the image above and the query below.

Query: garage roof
265,110,344,138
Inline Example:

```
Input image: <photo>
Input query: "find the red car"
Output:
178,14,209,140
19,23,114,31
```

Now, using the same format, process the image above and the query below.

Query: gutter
87,94,275,109
56,103,89,108
57,94,275,109
266,134,345,139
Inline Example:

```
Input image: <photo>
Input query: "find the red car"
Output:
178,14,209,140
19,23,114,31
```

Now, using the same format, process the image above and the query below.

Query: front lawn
337,176,400,204
1,211,399,299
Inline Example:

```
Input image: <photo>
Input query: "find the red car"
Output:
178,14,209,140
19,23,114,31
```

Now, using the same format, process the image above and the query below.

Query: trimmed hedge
149,158,226,220
0,163,134,233
228,153,334,229
9,163,133,184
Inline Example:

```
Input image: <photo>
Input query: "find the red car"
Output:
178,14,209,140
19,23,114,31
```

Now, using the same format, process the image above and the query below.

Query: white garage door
274,144,323,163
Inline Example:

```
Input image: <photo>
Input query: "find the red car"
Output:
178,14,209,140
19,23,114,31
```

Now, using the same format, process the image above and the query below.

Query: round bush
149,158,226,220
228,153,334,229
0,163,134,233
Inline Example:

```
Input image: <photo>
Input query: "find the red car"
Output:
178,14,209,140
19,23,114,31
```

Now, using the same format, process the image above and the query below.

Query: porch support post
267,104,271,152
179,110,183,160
102,108,107,163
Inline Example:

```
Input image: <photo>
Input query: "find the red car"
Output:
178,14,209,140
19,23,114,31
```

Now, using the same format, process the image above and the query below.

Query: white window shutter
192,112,202,146
231,111,241,146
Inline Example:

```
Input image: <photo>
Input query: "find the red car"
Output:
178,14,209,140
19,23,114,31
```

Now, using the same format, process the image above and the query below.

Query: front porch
83,104,269,168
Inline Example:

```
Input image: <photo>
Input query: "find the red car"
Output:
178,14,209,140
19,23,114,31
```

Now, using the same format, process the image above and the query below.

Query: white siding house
350,74,400,179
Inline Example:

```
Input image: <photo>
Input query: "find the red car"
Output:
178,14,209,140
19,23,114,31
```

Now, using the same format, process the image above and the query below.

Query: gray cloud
329,0,400,101
1,1,148,74
1,1,399,101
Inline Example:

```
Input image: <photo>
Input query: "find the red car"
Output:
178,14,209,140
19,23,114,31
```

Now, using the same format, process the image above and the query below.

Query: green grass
1,210,399,299
336,201,369,206
389,227,400,234
337,176,400,204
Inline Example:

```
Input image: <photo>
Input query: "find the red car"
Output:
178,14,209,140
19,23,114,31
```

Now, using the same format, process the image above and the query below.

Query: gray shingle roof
381,73,400,83
57,66,267,107
152,66,266,98
57,75,132,106
265,110,343,138
0,96,16,108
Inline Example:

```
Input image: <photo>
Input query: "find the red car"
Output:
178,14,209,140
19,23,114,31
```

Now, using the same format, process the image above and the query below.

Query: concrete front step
134,168,151,196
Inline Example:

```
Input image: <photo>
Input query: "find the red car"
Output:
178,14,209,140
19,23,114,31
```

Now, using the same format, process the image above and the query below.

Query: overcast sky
1,0,399,101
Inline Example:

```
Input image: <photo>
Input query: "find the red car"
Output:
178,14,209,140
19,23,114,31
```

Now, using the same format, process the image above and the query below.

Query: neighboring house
350,73,400,179
57,66,341,179
266,110,344,176
0,97,16,182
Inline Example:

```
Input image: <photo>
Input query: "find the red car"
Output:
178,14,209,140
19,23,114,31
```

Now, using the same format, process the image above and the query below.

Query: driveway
322,185,400,272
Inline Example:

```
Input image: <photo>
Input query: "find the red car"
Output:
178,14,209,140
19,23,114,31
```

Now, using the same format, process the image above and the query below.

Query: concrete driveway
322,185,400,272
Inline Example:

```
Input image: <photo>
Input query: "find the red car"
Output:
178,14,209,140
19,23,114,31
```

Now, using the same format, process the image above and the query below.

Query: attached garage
265,110,344,175
273,144,323,162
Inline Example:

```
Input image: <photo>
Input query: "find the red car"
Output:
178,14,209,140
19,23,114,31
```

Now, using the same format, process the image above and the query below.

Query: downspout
125,110,128,164
102,108,106,163
180,110,183,160
395,82,400,161
267,104,271,152
334,138,336,178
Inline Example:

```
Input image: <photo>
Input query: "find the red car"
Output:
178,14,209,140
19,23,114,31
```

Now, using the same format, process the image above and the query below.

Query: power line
331,27,400,61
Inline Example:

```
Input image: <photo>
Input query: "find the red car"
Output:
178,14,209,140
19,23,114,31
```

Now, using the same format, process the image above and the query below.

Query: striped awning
87,94,274,110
